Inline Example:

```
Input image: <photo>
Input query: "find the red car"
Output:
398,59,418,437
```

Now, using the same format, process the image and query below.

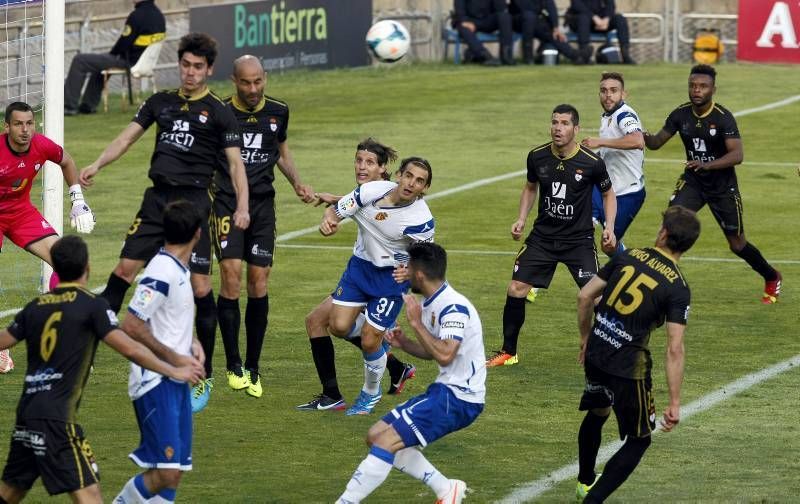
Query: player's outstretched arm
582,131,644,151
225,146,251,230
643,128,673,150
103,329,205,384
662,321,686,432
0,329,19,351
79,122,146,187
577,275,607,364
319,206,342,236
59,151,96,234
277,142,315,203
121,312,198,369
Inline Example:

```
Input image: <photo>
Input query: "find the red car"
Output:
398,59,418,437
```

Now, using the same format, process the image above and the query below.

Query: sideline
496,353,800,503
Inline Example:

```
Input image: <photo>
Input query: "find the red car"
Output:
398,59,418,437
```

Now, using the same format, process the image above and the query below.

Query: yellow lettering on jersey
556,162,564,171
645,258,678,283
37,291,78,305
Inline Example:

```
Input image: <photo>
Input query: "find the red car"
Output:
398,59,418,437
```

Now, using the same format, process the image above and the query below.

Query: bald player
210,55,315,399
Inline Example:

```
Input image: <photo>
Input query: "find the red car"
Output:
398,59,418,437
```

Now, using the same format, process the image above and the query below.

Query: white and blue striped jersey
599,101,645,196
126,249,195,400
335,180,435,268
420,282,485,404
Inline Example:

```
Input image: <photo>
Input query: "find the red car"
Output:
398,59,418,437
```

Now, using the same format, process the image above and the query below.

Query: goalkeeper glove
69,184,96,234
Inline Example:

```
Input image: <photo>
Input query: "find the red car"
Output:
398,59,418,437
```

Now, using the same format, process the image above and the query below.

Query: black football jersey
133,88,242,188
213,94,289,197
586,247,691,380
7,285,119,423
526,142,612,242
663,102,740,187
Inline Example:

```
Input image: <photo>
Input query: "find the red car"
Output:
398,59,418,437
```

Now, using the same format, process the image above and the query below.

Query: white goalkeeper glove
69,184,96,234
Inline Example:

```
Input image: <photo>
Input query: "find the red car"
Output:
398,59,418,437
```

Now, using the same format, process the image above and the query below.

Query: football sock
244,295,268,371
501,295,527,355
310,336,341,400
102,272,131,314
363,346,387,395
585,435,651,503
578,411,610,485
195,292,217,377
338,447,394,503
217,295,241,370
385,352,405,377
114,474,151,503
148,487,177,503
48,272,60,291
733,242,778,281
393,447,450,497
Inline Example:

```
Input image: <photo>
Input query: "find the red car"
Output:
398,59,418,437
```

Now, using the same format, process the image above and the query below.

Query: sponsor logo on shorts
13,428,47,455
165,446,175,460
250,244,272,258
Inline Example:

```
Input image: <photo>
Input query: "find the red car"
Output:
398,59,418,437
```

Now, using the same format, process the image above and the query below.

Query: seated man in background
509,0,582,64
566,0,636,64
64,0,165,115
453,0,514,65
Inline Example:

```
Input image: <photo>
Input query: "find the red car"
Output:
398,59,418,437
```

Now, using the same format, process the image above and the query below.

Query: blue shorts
129,379,193,470
592,187,646,242
332,255,407,331
382,383,484,448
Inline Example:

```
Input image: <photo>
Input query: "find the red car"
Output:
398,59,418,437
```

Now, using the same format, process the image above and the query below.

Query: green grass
1,62,799,502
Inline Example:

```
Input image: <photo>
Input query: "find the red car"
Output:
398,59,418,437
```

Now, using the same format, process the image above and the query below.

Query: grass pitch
1,62,799,502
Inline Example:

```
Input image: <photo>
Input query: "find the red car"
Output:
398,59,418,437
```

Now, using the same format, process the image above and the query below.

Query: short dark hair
552,104,579,126
690,64,716,82
662,206,701,253
163,200,202,245
4,101,33,124
408,242,447,281
178,32,218,67
397,156,433,187
51,235,89,282
600,72,625,88
356,137,398,173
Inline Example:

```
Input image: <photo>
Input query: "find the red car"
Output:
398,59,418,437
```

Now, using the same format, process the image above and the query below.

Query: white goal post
41,0,64,291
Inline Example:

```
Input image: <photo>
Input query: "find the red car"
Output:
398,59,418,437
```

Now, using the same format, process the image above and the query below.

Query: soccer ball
366,20,411,63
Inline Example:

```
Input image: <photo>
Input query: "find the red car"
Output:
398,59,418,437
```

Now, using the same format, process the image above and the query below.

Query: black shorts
1,419,99,495
668,172,744,236
212,193,275,267
120,186,212,274
512,237,598,288
579,362,655,439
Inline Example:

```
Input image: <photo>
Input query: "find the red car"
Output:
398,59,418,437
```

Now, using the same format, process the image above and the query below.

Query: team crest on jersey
575,173,582,182
40,220,51,229
220,238,228,249
430,313,436,327
199,114,207,124
709,124,716,136
269,117,278,132
164,446,174,460
374,212,388,221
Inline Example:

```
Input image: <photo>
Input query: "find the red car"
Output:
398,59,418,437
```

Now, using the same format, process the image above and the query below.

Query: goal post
41,0,64,291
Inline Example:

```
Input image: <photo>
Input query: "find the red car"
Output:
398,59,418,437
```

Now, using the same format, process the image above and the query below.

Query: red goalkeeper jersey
0,133,63,207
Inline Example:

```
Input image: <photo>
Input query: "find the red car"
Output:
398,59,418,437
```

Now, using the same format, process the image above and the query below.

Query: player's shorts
382,383,484,448
0,202,58,252
592,187,646,242
129,379,193,471
579,362,655,440
668,172,743,236
512,237,598,289
212,192,275,267
1,418,99,495
120,186,212,274
332,255,407,331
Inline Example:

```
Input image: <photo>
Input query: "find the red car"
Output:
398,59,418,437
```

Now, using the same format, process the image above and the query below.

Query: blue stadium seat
442,25,522,64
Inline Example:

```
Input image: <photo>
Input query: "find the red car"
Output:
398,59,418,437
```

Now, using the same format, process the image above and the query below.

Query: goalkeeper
0,102,95,290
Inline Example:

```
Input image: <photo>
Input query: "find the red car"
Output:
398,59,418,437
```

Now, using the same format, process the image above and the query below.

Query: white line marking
497,353,800,504
276,243,800,265
733,94,800,116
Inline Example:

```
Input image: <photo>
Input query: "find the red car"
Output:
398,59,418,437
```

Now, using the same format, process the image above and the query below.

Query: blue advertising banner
190,0,373,77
